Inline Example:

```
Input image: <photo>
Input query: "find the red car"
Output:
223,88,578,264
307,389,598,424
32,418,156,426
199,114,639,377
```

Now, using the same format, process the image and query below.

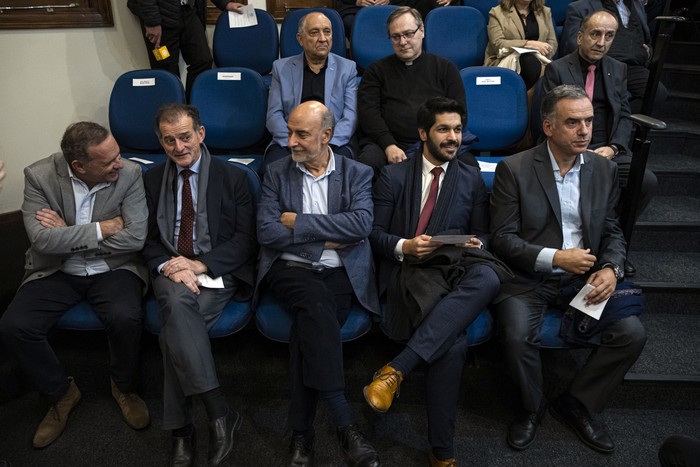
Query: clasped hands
553,247,618,305
162,256,207,295
403,234,482,258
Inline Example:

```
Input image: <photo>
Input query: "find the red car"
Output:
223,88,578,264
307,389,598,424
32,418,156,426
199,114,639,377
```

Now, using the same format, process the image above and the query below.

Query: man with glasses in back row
356,6,474,178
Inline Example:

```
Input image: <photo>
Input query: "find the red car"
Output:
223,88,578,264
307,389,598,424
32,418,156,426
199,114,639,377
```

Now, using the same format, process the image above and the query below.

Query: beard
426,137,460,163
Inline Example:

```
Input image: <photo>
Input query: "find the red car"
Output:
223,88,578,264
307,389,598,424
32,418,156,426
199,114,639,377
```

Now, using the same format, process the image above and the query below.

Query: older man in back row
490,85,646,454
264,11,358,170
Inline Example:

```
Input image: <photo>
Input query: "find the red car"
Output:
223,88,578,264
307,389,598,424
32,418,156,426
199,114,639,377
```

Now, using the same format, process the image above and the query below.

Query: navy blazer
142,154,257,293
266,53,358,148
543,51,633,152
490,142,626,298
256,153,379,314
370,156,491,296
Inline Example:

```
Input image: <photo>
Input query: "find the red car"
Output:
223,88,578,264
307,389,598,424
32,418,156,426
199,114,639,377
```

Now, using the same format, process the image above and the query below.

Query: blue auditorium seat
55,301,105,331
109,69,185,166
350,5,398,71
461,0,499,23
424,6,487,69
280,8,346,58
256,293,374,343
212,8,279,87
189,67,268,173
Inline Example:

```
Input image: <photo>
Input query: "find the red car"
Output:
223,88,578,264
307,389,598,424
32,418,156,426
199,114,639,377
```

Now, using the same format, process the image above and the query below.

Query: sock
320,390,355,428
200,386,227,421
172,424,194,438
390,347,424,377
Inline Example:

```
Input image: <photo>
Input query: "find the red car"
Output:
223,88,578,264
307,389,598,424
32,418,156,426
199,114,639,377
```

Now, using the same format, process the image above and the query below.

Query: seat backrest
460,0,499,23
461,66,528,152
229,160,262,203
108,69,185,152
189,68,268,151
213,8,279,75
546,0,572,26
279,8,346,58
350,5,398,71
424,6,487,69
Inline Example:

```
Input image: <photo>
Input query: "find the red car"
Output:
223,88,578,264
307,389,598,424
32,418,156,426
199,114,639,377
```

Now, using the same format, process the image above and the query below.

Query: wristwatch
609,144,621,157
601,262,624,281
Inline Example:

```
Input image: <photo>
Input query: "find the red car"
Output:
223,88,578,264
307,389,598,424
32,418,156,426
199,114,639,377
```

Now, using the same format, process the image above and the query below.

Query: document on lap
196,274,225,289
428,234,475,244
569,283,609,320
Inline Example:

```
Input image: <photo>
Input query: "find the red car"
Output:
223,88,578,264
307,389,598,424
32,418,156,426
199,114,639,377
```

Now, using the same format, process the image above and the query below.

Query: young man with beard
365,97,505,467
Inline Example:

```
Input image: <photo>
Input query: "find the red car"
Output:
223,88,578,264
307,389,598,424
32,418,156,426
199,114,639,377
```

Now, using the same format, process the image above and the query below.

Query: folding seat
189,67,268,173
424,6,488,69
212,8,279,87
461,0,499,23
350,5,398,72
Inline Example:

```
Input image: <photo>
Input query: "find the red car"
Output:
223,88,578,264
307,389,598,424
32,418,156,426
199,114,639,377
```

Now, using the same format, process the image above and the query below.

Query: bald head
577,10,618,63
287,101,335,168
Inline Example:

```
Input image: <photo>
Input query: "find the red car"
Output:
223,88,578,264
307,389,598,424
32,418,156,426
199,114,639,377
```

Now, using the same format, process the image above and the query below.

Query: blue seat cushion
144,294,252,338
255,293,373,344
55,301,104,331
540,308,572,349
465,309,494,346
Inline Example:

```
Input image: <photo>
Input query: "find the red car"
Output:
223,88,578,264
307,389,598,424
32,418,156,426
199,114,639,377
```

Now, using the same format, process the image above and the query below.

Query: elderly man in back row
257,101,380,467
0,122,150,448
490,85,646,454
264,11,358,171
357,6,472,178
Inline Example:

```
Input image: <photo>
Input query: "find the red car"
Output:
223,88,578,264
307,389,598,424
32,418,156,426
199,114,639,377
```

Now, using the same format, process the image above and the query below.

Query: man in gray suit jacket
543,10,657,276
0,122,150,448
264,12,358,169
490,85,646,454
257,101,380,467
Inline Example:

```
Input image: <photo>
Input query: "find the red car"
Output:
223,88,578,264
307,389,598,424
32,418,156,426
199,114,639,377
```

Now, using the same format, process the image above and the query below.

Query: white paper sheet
569,283,609,320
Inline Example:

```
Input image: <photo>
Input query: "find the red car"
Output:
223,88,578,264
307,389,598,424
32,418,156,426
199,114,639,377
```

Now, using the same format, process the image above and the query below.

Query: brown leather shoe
429,452,457,467
33,377,81,448
111,378,150,430
363,364,403,413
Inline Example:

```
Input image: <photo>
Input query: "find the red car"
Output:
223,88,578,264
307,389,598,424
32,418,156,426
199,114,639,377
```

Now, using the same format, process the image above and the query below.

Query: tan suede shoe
33,377,81,448
111,378,150,430
429,452,457,467
363,364,403,413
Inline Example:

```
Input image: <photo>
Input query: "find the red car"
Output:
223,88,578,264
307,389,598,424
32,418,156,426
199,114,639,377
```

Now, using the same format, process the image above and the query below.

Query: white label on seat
132,78,156,87
476,77,501,85
218,72,241,81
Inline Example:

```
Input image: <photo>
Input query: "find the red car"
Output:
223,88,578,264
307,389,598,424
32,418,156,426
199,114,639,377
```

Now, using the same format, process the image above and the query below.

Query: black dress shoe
288,434,314,467
171,430,196,467
550,394,615,454
507,408,544,450
337,425,381,467
207,408,242,466
624,259,636,278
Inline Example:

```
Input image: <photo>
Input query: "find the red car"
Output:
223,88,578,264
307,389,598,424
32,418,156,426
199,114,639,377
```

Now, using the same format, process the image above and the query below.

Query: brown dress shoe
33,377,81,448
111,378,150,430
429,452,457,467
363,364,403,413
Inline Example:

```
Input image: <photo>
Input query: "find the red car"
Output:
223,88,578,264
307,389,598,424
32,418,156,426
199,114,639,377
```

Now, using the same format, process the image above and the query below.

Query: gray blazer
20,153,148,286
489,142,626,298
256,153,379,314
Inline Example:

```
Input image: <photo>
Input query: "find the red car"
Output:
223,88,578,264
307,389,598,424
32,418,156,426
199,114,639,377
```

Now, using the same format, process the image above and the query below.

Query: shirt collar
546,143,584,173
421,154,449,176
296,148,336,180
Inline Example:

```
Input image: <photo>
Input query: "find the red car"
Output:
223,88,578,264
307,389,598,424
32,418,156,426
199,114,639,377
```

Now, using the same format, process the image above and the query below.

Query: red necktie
585,64,596,101
177,169,195,258
415,167,443,236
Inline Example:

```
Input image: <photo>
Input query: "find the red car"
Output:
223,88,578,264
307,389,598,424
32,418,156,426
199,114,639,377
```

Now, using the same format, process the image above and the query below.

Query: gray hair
541,85,590,122
298,12,331,34
61,122,110,165
387,6,423,35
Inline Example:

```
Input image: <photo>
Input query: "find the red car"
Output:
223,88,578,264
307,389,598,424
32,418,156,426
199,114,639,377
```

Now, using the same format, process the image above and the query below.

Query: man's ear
418,128,428,142
70,159,86,175
542,119,554,138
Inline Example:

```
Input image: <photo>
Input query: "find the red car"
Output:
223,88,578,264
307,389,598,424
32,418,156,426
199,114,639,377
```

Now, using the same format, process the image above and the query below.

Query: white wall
0,0,268,214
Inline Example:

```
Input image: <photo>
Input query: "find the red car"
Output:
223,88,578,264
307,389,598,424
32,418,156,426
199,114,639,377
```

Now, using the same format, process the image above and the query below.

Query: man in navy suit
257,101,380,467
143,103,257,466
543,10,657,276
490,85,646,454
264,12,358,169
365,97,502,467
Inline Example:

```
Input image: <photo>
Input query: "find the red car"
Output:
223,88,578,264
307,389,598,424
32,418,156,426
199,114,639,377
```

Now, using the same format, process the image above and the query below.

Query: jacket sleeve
330,61,359,147
266,61,291,145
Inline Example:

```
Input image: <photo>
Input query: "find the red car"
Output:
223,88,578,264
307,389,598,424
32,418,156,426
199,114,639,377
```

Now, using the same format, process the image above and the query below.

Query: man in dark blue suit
256,101,381,467
365,97,502,467
143,104,257,466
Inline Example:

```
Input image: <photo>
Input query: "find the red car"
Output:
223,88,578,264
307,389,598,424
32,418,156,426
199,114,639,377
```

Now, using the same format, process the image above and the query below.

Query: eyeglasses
389,26,421,43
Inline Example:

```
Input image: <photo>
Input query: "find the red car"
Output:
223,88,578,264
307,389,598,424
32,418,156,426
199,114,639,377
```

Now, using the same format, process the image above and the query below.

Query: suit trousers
264,260,354,431
137,5,212,100
152,275,233,429
0,270,144,403
405,264,500,451
493,274,647,414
